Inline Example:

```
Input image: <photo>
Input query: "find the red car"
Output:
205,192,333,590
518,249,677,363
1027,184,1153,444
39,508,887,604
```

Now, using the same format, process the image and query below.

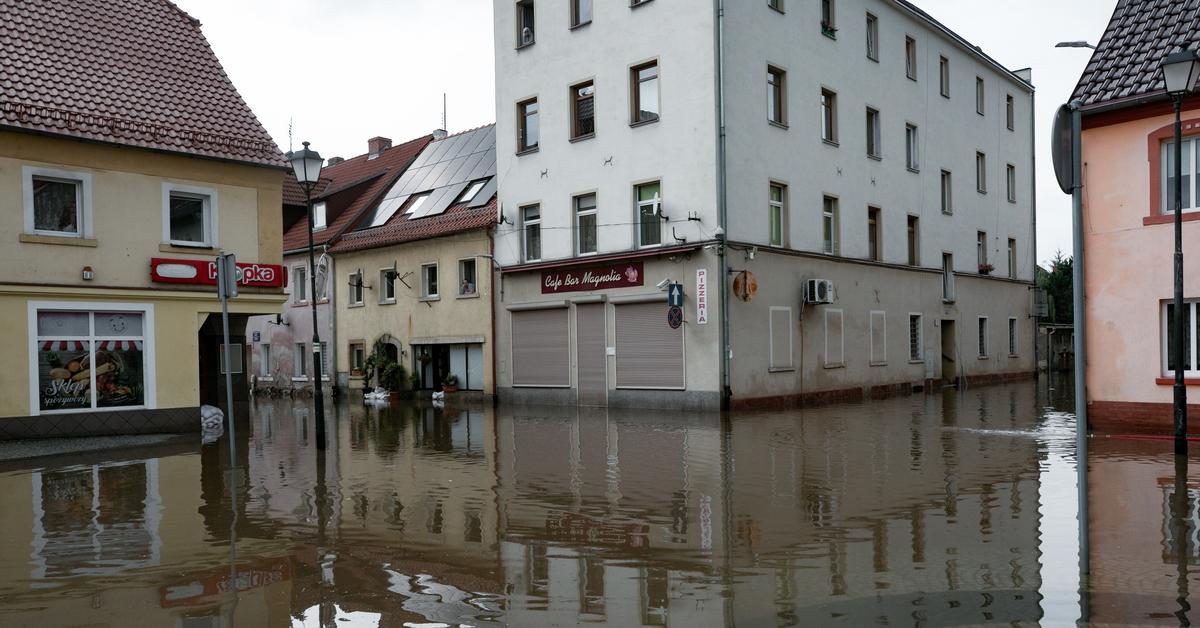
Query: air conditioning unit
803,279,836,305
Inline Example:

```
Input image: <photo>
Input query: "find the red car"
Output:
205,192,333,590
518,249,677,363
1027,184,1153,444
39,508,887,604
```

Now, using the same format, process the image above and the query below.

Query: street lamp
287,141,327,450
1161,50,1200,454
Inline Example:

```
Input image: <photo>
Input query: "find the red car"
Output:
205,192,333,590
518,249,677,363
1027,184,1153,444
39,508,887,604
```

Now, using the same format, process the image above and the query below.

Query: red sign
542,261,644,294
151,257,285,288
159,559,291,608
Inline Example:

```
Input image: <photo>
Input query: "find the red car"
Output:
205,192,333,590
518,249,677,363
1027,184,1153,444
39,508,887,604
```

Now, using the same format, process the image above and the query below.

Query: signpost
216,253,238,472
667,283,683,307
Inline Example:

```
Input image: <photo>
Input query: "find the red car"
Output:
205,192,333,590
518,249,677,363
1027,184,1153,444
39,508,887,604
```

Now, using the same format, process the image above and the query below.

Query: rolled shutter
615,302,683,389
512,308,570,386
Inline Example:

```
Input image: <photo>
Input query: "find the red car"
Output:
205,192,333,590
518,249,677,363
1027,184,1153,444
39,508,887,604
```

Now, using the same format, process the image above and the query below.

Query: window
293,266,307,303
1162,301,1199,376
164,183,216,247
822,195,839,255
457,180,487,204
870,310,887,365
975,77,985,115
421,263,439,299
908,314,923,362
905,36,917,80
1164,138,1200,213
977,317,989,358
940,170,953,214
865,13,878,61
522,204,541,261
824,309,844,367
575,193,598,254
313,201,327,230
517,0,535,47
631,61,660,124
907,215,919,266
939,56,949,97
942,253,955,301
260,343,271,377
1006,94,1015,130
866,107,881,158
976,151,987,193
349,270,364,306
768,66,787,125
977,231,988,270
821,0,836,36
1007,238,1017,279
459,258,478,296
768,0,784,11
571,80,596,139
867,206,881,261
821,89,838,144
905,124,919,171
769,306,794,370
1008,318,1018,356
33,308,150,413
1007,164,1017,202
637,181,662,247
571,0,591,26
379,269,395,303
769,183,786,246
350,343,365,372
25,167,91,238
518,98,540,152
294,343,308,378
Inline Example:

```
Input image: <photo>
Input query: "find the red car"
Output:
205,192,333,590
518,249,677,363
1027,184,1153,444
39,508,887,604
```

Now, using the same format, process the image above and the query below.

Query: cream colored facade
333,231,495,393
0,131,285,424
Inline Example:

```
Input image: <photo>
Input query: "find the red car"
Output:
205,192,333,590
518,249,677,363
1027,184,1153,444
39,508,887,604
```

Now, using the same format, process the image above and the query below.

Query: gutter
715,0,731,410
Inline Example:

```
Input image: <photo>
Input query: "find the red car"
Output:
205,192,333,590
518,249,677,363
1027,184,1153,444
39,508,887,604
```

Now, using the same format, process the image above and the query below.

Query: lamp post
287,141,327,450
1161,50,1200,454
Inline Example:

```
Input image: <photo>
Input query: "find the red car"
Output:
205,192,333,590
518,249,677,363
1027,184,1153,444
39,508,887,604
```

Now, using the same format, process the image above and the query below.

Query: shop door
576,304,608,406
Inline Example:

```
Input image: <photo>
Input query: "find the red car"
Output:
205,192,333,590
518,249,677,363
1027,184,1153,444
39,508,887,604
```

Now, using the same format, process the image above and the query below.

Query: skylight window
457,180,487,204
369,196,405,227
405,192,434,220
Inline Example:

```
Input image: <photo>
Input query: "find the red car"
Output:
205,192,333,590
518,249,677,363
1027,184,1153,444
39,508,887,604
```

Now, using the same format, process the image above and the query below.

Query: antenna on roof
287,117,294,152
442,93,447,133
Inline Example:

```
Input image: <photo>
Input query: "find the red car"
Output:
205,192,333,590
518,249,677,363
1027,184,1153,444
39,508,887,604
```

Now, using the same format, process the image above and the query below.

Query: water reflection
0,380,1193,625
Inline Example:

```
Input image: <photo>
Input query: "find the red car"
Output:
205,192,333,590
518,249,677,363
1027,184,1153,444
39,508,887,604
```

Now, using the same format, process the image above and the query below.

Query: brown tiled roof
329,197,496,254
1071,0,1200,109
0,0,284,167
281,135,432,252
281,177,331,207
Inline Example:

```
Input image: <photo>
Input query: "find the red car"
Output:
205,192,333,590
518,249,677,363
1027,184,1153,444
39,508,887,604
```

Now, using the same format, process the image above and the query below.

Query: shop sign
541,261,643,294
150,257,285,288
546,511,649,548
160,559,291,608
696,269,708,325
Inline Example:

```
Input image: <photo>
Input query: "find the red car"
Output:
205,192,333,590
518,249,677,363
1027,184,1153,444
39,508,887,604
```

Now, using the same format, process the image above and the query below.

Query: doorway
576,303,607,406
940,319,958,388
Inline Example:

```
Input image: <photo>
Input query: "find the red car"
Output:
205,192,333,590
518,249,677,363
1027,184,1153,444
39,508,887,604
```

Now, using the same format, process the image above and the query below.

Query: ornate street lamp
287,141,327,450
1161,50,1200,454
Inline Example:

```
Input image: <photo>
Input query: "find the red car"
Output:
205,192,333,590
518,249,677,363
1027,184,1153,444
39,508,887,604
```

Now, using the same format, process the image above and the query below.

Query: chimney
367,136,392,159
326,156,344,166
432,129,448,140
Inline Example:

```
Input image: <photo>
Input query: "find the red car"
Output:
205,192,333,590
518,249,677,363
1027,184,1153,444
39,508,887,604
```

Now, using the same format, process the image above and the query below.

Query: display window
31,306,153,414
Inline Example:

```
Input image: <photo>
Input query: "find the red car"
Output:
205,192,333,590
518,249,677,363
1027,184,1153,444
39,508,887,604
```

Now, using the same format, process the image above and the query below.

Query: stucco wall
246,249,336,390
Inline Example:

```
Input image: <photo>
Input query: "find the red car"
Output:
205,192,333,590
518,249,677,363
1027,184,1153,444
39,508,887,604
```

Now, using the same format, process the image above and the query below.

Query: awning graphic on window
96,340,143,351
40,340,87,351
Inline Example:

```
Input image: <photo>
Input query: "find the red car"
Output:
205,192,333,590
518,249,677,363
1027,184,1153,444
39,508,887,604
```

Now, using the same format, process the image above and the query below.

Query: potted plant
442,373,459,393
978,263,995,275
381,362,408,401
409,372,422,391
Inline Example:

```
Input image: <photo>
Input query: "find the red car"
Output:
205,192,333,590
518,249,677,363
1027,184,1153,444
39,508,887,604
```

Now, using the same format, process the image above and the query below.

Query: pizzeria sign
542,261,644,294
151,257,285,288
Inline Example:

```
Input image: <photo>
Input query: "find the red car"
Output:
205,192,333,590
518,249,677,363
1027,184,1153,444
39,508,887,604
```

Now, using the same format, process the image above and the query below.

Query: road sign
667,305,683,329
668,283,683,307
1051,103,1075,195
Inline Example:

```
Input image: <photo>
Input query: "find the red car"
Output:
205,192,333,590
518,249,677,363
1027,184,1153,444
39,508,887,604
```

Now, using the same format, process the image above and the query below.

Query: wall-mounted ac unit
803,279,835,305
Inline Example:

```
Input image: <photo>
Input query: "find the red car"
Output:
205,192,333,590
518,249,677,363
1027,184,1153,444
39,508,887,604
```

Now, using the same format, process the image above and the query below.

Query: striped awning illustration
40,340,86,352
96,340,142,351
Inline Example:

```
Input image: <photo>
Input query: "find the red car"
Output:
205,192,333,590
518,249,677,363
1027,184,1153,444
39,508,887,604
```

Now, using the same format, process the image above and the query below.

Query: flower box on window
978,263,995,275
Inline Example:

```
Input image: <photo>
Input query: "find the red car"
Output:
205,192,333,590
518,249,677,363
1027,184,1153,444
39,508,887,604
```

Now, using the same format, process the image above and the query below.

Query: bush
381,362,407,392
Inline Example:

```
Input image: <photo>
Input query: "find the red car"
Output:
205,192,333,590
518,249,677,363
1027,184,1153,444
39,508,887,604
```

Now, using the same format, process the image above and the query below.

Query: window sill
291,377,309,382
909,359,925,365
822,139,839,148
977,111,986,117
768,120,790,130
630,118,660,129
907,75,918,82
420,296,441,302
1157,377,1200,386
978,190,988,195
823,363,845,370
163,242,216,252
941,93,950,99
867,55,879,63
1144,211,1200,226
907,167,920,174
569,20,592,30
869,361,888,367
516,42,535,51
630,0,654,9
516,147,540,157
457,292,480,300
768,4,785,15
291,301,310,308
20,233,97,247
1009,353,1020,359
379,299,396,306
978,356,990,360
347,302,365,309
768,366,796,373
569,133,596,144
257,376,274,382
821,29,837,40
867,154,882,162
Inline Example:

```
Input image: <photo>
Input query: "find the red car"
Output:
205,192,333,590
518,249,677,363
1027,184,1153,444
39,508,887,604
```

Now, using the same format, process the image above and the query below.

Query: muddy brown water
0,377,1194,626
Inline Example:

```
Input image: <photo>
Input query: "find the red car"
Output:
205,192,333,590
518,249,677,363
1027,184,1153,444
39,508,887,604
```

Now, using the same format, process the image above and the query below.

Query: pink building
1073,1,1200,432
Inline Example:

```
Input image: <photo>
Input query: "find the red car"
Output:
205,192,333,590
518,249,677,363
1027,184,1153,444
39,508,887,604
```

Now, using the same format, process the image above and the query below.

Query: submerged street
0,379,1188,626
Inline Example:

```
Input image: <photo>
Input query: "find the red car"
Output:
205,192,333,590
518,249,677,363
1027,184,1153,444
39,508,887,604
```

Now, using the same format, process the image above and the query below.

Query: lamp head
287,141,324,186
1161,50,1200,97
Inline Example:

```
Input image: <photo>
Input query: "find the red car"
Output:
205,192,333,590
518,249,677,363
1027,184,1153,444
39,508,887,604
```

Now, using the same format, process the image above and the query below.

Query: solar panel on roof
369,195,408,227
467,177,498,208
416,183,468,219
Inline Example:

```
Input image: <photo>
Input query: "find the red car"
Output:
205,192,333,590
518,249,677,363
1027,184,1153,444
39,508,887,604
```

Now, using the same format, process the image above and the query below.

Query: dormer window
313,201,327,230
517,0,535,48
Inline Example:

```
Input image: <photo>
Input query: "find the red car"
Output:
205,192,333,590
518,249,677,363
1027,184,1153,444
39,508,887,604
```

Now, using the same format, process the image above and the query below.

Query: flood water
0,377,1196,626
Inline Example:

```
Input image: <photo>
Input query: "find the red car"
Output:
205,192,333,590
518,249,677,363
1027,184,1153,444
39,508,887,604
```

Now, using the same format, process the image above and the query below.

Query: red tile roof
329,197,496,254
0,0,284,167
1071,0,1200,109
282,177,331,207
281,134,432,252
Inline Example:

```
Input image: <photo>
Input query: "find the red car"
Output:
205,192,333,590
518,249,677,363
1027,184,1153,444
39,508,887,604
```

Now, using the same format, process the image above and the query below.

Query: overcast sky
173,0,1116,266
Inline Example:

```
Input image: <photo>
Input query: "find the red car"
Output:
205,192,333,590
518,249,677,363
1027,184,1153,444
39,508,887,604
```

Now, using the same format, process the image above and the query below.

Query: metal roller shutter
512,308,570,386
576,303,607,405
615,302,684,389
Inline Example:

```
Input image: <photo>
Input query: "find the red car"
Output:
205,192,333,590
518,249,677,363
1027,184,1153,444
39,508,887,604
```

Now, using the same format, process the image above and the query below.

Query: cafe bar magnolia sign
542,261,644,294
150,258,285,288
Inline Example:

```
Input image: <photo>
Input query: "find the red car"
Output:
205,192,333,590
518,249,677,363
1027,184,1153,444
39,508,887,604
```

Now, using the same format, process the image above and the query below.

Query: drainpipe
1029,85,1038,362
715,0,731,410
1069,99,1088,577
489,228,499,406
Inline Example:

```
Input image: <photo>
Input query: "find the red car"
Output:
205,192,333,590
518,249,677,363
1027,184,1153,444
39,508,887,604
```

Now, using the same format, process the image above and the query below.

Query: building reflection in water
0,382,1081,626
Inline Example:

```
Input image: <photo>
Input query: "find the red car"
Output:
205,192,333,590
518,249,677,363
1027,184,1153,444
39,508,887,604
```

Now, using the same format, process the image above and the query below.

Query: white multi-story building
492,0,1036,410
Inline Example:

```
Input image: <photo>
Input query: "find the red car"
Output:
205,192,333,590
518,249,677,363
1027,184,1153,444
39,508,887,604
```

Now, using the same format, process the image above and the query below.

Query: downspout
1029,85,1038,362
489,227,499,406
716,0,731,410
327,245,337,397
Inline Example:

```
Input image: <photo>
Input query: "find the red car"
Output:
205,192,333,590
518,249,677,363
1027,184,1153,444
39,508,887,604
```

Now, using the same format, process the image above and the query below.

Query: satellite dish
1051,104,1075,195
314,253,331,301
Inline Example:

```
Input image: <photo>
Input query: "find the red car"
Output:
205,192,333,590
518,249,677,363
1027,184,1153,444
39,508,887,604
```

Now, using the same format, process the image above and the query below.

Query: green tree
1036,250,1073,324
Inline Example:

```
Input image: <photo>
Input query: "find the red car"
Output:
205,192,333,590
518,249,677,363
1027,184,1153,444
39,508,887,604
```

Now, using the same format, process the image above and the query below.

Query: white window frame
522,204,542,262
23,166,94,239
1006,94,1015,131
822,195,839,255
293,343,308,380
421,262,440,299
348,271,365,307
27,301,157,415
769,182,787,247
769,306,794,371
977,316,989,358
908,313,924,362
865,13,879,61
907,214,920,266
379,268,396,304
1163,138,1200,214
1008,317,1019,357
977,231,988,268
942,253,955,302
1006,164,1016,203
162,182,218,248
1161,300,1199,377
636,181,663,248
1008,238,1017,279
575,193,598,256
350,343,365,372
866,107,881,158
458,257,479,297
292,266,307,304
821,88,838,144
869,310,887,366
313,201,327,231
975,76,985,115
824,308,845,368
259,343,272,378
905,124,919,171
938,56,950,98
976,151,988,194
940,169,952,214
905,35,918,80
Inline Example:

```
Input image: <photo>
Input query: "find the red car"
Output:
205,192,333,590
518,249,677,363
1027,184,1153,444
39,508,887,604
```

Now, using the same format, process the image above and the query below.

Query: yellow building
330,126,497,394
0,0,286,436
